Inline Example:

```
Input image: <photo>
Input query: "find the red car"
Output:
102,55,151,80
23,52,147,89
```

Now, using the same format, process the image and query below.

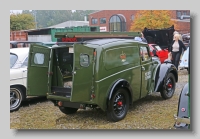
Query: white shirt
172,41,179,52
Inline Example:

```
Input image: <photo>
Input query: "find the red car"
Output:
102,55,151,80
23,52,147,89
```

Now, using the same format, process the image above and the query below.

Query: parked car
174,47,190,129
10,41,41,48
10,47,29,111
179,47,189,71
10,41,57,112
25,32,178,122
142,25,174,63
148,44,169,63
182,33,190,48
182,33,190,43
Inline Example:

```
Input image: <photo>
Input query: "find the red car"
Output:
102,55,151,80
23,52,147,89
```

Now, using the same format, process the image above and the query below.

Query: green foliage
130,10,177,32
10,13,35,31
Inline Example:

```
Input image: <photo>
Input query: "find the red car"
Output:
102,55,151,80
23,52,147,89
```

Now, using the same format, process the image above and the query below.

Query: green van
26,32,178,122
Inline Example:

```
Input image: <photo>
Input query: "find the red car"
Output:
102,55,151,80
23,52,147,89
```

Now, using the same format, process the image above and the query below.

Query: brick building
88,10,190,34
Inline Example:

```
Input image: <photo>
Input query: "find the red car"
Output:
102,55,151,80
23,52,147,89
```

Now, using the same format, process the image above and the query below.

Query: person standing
173,31,183,41
134,32,147,43
140,32,147,43
170,33,187,70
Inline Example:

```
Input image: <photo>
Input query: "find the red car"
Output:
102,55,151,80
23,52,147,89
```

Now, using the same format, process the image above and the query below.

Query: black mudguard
154,62,178,92
107,79,133,107
174,83,190,129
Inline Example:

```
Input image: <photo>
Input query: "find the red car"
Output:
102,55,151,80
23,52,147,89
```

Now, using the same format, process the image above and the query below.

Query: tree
130,10,178,32
21,10,98,28
10,13,35,31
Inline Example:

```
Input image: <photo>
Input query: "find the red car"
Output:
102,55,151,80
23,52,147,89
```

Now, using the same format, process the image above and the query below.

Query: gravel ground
10,69,189,129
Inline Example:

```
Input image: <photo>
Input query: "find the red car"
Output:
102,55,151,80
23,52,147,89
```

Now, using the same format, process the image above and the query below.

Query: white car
10,48,30,111
179,47,189,71
10,42,56,112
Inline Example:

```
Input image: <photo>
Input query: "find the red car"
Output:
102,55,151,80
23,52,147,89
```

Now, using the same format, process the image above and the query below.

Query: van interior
51,47,73,97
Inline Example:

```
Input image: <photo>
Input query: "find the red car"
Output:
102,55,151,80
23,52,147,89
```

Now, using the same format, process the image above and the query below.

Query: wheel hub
117,101,122,107
167,83,172,88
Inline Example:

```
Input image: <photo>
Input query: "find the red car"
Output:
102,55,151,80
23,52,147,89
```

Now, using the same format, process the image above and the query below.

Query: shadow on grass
55,94,174,124
10,97,48,113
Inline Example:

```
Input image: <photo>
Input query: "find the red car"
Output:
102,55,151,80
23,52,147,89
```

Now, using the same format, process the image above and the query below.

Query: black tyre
59,107,78,114
10,87,24,112
107,88,129,122
160,73,176,99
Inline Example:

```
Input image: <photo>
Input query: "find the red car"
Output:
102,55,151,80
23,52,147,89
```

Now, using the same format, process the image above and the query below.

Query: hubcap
113,92,126,116
117,101,122,107
10,89,20,109
165,78,174,96
167,83,172,88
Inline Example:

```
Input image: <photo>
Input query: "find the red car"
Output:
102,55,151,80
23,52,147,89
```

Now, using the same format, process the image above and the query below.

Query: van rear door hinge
47,72,53,75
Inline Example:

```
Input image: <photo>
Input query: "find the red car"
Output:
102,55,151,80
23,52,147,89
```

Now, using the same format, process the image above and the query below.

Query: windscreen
10,53,18,68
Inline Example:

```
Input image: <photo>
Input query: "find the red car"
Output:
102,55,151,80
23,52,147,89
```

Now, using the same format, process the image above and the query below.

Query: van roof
84,38,147,46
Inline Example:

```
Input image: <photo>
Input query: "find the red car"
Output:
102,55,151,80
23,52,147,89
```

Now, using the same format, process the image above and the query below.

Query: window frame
140,46,151,62
100,17,106,24
80,53,90,67
10,53,18,68
33,53,45,65
176,11,182,19
131,15,134,21
91,18,98,24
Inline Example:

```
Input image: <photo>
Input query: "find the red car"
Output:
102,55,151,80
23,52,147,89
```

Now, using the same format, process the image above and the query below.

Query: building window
91,18,98,24
100,18,106,24
183,11,187,15
131,15,134,20
176,11,182,18
109,14,126,32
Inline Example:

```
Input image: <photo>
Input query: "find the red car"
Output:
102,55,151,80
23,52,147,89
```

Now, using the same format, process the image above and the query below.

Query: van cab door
140,46,153,98
27,44,52,96
70,44,95,102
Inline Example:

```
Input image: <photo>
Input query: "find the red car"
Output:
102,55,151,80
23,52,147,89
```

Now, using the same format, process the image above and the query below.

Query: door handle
23,70,27,72
142,66,145,71
72,71,76,75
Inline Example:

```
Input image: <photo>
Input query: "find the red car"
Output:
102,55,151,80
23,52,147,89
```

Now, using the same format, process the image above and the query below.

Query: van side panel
93,43,141,110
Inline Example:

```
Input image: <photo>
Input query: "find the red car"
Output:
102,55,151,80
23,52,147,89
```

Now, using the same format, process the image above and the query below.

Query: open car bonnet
142,25,175,49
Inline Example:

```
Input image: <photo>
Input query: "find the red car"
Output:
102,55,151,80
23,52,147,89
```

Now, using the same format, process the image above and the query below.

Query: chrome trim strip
174,114,190,124
10,77,27,81
95,65,141,83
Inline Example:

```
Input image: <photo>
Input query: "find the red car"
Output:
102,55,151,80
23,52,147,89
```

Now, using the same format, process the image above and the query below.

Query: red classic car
143,25,174,63
148,44,169,63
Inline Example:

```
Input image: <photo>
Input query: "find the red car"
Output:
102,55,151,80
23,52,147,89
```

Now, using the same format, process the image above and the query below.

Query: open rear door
70,44,95,102
27,44,52,96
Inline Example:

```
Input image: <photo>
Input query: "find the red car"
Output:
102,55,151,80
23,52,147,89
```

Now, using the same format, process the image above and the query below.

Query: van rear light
58,101,63,106
93,51,96,56
91,94,95,99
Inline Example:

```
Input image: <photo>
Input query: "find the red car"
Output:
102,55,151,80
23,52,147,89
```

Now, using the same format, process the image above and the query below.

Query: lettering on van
145,71,151,80
62,37,78,42
120,51,126,62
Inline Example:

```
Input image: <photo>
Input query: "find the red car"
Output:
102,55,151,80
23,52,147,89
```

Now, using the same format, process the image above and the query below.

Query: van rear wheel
107,88,129,122
59,107,78,114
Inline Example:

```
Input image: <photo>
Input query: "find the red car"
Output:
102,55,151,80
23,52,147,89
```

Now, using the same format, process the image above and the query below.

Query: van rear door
70,44,95,102
27,44,52,96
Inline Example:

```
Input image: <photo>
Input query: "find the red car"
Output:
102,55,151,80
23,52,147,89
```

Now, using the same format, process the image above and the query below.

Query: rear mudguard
107,79,133,108
154,62,178,92
174,83,190,129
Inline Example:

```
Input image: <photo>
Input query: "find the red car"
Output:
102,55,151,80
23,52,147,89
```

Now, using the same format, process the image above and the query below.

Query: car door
140,46,153,98
70,44,95,102
27,44,52,96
